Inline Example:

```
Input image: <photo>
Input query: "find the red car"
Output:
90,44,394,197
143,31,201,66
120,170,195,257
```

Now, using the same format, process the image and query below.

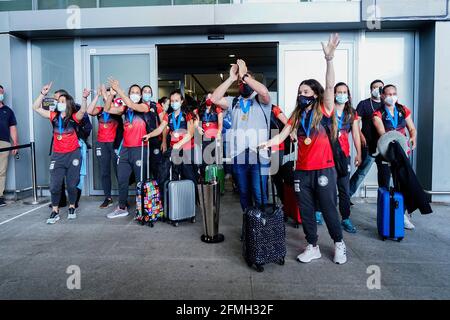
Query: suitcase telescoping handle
256,146,276,211
289,139,298,171
140,139,151,182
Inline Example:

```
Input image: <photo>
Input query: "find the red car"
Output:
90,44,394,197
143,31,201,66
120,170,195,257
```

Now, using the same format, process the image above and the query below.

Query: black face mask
239,83,254,98
297,95,316,109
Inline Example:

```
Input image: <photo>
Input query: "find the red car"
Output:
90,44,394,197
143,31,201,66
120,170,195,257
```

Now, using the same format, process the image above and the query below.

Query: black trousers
336,157,351,220
49,150,81,207
172,148,199,204
96,142,118,199
294,167,343,246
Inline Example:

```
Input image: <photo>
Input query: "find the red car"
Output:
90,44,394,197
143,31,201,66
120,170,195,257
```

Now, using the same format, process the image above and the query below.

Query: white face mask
57,103,66,112
384,95,398,106
130,94,141,103
0,94,4,102
171,101,182,111
372,88,381,99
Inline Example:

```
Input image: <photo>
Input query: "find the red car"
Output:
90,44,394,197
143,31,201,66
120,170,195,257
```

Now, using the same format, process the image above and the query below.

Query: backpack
75,104,92,148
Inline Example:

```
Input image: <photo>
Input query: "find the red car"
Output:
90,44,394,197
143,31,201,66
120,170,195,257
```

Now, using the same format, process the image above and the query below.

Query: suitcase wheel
397,237,403,242
245,259,253,268
278,258,285,266
255,264,264,273
294,223,300,229
148,222,154,228
190,217,196,223
140,220,145,226
172,222,179,227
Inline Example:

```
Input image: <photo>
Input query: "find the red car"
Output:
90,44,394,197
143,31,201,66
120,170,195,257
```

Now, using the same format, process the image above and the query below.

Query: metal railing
0,141,48,205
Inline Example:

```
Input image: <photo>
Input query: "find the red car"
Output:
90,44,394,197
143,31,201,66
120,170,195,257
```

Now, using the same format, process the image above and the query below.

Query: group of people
24,33,419,265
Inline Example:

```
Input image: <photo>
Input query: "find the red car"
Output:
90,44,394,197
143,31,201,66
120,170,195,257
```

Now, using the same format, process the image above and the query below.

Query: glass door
83,46,157,195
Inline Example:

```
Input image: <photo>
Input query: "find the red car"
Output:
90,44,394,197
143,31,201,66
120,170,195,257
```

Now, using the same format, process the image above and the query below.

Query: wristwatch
242,73,250,82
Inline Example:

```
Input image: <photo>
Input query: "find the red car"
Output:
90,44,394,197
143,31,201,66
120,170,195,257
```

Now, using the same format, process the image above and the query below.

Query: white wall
432,21,450,202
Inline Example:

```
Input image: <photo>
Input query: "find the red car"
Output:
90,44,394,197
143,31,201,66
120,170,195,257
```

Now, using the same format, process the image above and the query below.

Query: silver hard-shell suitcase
163,153,196,227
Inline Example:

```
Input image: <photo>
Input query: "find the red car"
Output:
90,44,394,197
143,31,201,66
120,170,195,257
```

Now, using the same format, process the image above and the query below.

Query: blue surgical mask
335,93,349,105
171,101,182,111
57,103,66,112
142,93,152,102
0,94,4,102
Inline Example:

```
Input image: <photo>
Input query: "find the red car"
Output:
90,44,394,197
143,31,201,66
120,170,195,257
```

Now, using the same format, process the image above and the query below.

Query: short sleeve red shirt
336,110,359,158
288,105,335,171
123,106,150,148
163,111,194,150
50,112,80,154
96,107,119,143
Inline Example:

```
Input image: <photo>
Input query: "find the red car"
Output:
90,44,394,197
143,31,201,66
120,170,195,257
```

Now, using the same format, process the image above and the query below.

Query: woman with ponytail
333,82,362,233
260,33,347,265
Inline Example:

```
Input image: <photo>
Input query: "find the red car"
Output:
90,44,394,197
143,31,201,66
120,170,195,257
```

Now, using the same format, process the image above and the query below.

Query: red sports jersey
288,105,335,171
336,110,359,158
163,111,194,150
197,107,222,139
123,106,150,148
50,112,80,154
374,104,411,154
96,107,119,143
272,105,285,152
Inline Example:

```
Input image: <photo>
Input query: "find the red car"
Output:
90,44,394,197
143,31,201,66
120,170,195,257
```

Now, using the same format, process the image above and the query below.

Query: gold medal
304,137,312,145
104,124,108,129
206,122,210,127
129,124,133,129
242,114,248,121
338,131,342,138
57,135,63,141
173,132,179,139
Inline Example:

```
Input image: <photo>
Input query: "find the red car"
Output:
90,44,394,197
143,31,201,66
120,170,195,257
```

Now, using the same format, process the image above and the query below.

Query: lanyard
204,108,213,122
301,110,314,138
336,110,344,131
239,98,252,114
385,105,398,129
103,111,110,123
127,109,134,125
58,115,64,136
172,112,182,131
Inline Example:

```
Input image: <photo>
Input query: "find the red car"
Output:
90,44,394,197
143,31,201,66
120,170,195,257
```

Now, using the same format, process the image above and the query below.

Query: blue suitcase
377,187,405,242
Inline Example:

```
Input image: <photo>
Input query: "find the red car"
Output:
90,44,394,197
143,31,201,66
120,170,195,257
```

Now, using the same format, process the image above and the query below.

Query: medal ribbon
204,109,213,123
127,109,134,126
385,105,398,129
103,111,110,124
301,110,314,140
172,112,182,132
58,115,64,137
336,110,344,131
239,98,252,114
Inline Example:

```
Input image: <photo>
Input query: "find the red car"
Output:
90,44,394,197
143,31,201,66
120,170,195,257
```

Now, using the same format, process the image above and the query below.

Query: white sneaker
107,207,129,219
404,214,415,230
333,241,347,265
297,244,322,263
46,212,60,225
67,208,77,220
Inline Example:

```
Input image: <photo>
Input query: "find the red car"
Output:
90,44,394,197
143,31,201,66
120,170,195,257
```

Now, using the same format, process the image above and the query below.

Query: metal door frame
82,46,157,196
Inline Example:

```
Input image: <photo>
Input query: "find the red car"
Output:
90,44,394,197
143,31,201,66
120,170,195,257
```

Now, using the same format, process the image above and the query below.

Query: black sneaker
0,197,6,207
68,207,77,220
99,198,113,209
46,211,60,224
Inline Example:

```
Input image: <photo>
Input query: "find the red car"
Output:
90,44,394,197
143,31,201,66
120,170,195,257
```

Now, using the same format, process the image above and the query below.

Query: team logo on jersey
72,159,80,167
136,160,142,167
318,175,329,187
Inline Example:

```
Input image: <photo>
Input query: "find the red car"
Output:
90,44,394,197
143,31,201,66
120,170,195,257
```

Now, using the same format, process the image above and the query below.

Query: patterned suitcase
135,141,164,227
242,148,286,272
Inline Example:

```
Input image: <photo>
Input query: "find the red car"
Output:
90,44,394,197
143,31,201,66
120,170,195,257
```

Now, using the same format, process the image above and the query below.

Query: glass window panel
90,53,151,191
100,0,171,7
0,0,32,12
31,40,75,186
37,0,97,9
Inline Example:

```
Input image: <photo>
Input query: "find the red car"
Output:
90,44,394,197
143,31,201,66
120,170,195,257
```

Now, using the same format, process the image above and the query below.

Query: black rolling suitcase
242,148,287,272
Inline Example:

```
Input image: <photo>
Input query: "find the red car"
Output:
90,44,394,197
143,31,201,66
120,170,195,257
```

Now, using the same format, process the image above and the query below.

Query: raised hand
82,88,91,99
229,64,239,82
108,77,120,92
321,33,340,60
41,82,53,96
236,59,248,78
